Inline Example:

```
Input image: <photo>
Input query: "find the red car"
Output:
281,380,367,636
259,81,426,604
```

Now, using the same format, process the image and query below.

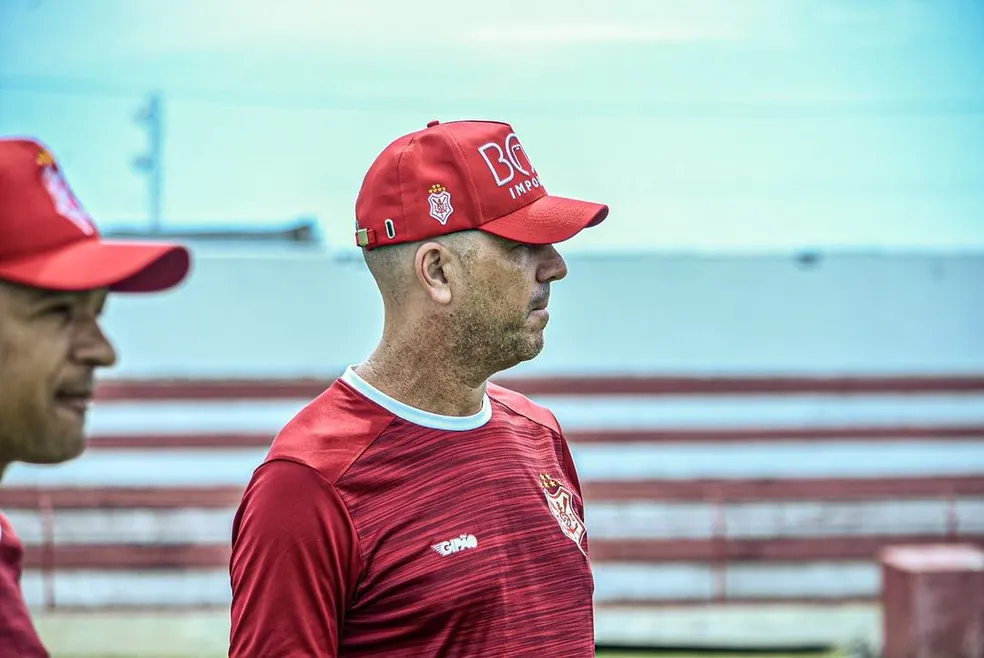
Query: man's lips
55,390,93,414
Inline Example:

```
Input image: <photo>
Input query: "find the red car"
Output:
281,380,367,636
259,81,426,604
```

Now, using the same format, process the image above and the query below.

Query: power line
2,74,983,118
0,75,146,100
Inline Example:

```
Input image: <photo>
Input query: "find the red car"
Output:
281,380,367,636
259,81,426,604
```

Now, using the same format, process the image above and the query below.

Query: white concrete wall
100,247,984,379
15,247,982,653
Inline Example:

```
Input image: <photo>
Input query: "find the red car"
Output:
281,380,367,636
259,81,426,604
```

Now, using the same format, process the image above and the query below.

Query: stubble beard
448,303,544,383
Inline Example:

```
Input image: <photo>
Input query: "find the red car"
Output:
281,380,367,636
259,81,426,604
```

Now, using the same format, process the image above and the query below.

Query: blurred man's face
0,281,117,470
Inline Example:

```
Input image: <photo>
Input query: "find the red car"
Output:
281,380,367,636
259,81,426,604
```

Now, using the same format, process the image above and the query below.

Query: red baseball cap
354,120,608,250
0,138,190,292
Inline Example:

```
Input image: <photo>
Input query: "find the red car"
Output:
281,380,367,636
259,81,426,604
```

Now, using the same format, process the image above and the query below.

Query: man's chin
27,434,87,465
515,336,545,364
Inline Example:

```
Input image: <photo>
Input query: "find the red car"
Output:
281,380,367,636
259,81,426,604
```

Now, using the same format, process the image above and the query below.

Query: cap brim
479,195,608,245
0,238,191,293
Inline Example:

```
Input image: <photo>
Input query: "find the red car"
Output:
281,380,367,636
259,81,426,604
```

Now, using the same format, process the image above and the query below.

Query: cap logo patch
36,149,56,167
39,157,96,236
477,133,541,201
427,184,454,225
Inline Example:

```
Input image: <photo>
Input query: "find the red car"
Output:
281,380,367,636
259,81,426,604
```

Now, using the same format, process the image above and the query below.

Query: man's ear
414,242,454,305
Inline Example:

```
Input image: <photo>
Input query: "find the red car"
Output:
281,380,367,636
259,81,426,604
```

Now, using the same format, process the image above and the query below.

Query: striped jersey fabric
229,368,595,657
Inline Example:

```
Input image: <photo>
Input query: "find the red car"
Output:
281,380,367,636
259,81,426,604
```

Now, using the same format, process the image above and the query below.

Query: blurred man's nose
72,320,118,369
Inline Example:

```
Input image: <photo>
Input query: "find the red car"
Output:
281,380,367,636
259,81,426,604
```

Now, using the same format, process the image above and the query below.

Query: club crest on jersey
540,473,587,556
427,184,454,225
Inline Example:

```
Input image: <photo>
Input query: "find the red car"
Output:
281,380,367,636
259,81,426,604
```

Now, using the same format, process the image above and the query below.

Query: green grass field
73,651,841,658
36,607,860,658
595,653,841,658
75,652,843,658
595,653,845,658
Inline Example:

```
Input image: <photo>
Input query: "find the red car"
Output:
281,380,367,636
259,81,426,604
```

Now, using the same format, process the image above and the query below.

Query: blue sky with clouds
1,0,982,252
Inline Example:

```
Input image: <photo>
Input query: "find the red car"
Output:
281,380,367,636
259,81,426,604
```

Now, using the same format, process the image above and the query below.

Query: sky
1,0,983,253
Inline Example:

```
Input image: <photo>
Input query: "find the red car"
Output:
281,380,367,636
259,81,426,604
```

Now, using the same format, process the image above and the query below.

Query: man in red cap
230,120,609,657
0,137,191,656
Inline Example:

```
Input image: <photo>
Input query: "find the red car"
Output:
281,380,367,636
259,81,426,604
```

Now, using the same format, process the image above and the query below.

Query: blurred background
1,0,983,656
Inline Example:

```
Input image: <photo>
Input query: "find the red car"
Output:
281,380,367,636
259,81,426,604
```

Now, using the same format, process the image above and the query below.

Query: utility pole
133,92,164,234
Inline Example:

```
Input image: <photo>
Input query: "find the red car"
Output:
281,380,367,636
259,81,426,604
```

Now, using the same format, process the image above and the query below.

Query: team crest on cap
37,150,96,236
540,473,587,556
427,184,454,225
36,149,56,167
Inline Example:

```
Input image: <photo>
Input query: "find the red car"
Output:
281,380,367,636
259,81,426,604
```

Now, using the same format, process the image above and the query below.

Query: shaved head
363,231,482,299
362,241,417,295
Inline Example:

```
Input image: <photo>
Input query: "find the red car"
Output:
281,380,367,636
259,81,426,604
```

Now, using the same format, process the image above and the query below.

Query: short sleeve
229,459,361,657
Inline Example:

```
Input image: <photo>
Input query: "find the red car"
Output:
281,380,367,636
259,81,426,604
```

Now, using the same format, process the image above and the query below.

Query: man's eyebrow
28,288,75,302
21,287,82,310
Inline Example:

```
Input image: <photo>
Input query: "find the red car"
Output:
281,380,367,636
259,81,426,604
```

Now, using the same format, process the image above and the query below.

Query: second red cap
0,138,190,292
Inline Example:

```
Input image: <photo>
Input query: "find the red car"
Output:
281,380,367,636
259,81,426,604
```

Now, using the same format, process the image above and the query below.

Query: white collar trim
341,366,492,432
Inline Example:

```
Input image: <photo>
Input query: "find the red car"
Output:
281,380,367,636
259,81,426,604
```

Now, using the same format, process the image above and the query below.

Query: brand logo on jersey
431,533,478,557
427,184,454,225
540,473,587,556
477,133,542,201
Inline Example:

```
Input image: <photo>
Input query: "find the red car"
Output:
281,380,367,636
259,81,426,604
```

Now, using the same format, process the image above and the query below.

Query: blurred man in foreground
0,138,191,657
230,119,609,656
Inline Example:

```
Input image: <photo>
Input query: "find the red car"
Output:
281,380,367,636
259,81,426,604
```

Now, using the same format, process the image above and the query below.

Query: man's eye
48,304,74,318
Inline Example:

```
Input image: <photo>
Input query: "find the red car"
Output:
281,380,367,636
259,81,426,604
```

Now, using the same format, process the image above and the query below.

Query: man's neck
355,337,490,418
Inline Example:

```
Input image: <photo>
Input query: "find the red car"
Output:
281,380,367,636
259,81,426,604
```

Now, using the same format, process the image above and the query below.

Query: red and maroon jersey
229,367,594,657
0,512,48,657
